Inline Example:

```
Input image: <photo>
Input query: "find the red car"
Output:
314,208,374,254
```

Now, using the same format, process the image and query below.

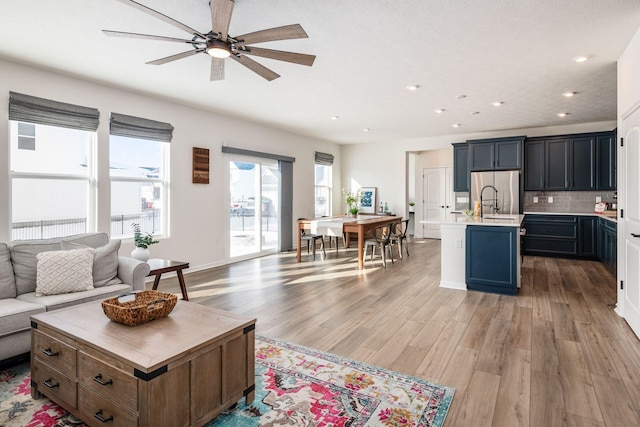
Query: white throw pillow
35,248,95,296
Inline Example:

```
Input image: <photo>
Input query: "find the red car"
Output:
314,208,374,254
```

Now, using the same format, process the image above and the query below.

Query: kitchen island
421,213,525,295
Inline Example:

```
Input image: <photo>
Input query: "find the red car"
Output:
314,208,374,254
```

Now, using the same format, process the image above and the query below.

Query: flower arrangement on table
342,188,362,215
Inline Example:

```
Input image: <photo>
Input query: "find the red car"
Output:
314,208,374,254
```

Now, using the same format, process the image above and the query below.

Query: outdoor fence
11,210,161,240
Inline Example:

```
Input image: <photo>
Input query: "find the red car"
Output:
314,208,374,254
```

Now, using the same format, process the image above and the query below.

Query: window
8,92,99,240
109,113,173,238
314,152,334,217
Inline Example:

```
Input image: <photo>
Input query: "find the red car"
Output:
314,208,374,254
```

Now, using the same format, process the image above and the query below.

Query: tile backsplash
523,191,617,213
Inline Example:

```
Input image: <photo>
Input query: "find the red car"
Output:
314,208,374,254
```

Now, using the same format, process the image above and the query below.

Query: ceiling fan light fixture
206,39,231,58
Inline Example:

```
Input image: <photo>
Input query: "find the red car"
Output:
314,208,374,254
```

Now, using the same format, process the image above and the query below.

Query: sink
484,215,517,220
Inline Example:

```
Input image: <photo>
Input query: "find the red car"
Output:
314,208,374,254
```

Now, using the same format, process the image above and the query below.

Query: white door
422,167,452,239
621,104,640,338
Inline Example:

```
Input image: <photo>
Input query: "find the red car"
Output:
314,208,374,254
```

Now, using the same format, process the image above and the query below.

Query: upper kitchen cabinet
597,131,617,190
524,140,545,191
453,143,469,192
467,136,524,171
524,130,615,191
545,136,596,190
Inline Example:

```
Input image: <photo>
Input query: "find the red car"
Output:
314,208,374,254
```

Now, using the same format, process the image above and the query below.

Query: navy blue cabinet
466,226,518,295
578,216,597,258
453,143,469,192
468,137,523,171
524,140,544,191
524,130,615,191
597,217,617,273
597,133,617,190
523,215,578,257
570,137,596,190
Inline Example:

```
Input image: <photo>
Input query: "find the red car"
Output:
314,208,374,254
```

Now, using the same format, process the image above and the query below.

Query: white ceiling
1,1,639,144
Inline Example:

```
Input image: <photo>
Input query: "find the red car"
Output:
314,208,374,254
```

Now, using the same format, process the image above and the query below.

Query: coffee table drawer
78,351,138,412
33,329,76,377
32,362,77,409
79,385,138,427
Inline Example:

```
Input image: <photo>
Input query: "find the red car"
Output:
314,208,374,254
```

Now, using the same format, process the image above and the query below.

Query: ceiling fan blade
210,57,225,81
210,0,234,41
235,24,308,46
115,0,206,38
231,55,280,81
102,30,202,45
242,46,315,66
147,49,200,65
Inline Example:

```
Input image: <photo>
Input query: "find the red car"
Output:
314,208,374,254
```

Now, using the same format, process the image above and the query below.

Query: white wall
0,58,340,270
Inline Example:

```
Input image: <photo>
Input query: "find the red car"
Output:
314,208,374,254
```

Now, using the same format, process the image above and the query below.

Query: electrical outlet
455,238,462,248
596,196,602,203
533,197,539,203
548,196,554,203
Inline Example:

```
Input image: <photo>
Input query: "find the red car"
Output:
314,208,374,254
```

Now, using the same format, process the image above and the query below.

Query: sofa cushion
0,298,46,337
61,240,122,288
10,233,109,296
0,243,16,299
36,248,95,296
17,283,132,312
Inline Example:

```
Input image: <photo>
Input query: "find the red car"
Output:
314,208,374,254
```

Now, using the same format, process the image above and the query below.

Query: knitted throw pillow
35,248,95,296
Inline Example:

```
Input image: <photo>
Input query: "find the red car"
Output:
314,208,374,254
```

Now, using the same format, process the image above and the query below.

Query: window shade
110,112,174,142
315,151,334,165
9,91,99,131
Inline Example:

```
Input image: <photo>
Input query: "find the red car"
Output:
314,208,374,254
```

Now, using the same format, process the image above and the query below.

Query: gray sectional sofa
0,232,150,362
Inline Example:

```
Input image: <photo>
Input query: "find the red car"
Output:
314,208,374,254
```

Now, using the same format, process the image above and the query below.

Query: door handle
439,205,445,208
631,233,640,238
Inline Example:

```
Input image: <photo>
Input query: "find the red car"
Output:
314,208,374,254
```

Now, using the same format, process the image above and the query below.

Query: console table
31,300,256,427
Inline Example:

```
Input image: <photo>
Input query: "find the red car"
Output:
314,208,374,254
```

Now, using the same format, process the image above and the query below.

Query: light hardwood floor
155,238,640,426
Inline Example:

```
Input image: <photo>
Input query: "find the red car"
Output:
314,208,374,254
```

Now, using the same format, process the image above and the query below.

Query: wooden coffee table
30,300,256,427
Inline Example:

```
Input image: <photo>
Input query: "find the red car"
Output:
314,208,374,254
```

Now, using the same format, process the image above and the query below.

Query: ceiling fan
103,0,316,81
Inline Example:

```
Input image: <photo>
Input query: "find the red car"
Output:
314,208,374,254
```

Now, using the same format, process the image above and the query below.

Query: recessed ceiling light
557,112,569,117
492,101,504,107
406,85,420,91
456,95,467,99
434,109,446,114
562,92,577,97
331,116,340,120
573,55,591,63
362,128,370,132
470,111,480,115
452,124,461,128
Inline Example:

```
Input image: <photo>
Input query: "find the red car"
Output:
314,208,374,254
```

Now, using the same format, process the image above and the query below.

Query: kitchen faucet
480,185,498,218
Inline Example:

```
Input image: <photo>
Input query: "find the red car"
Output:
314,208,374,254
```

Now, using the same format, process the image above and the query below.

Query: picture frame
359,187,377,214
192,147,210,184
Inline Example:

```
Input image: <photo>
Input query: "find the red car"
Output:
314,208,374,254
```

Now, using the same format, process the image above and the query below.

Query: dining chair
363,223,396,267
389,219,410,259
321,216,346,253
299,219,326,260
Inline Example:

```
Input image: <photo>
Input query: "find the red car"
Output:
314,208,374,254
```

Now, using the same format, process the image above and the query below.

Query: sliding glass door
228,157,279,259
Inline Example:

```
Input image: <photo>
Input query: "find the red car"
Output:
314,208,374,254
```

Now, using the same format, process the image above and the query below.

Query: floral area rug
0,336,454,427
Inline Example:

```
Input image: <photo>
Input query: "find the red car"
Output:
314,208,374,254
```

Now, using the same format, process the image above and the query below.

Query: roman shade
315,151,334,165
8,91,99,131
110,112,174,142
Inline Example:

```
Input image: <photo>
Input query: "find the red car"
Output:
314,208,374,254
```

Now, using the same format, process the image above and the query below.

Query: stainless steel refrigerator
470,170,520,216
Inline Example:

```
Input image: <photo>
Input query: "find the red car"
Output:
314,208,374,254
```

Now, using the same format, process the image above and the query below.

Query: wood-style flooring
154,238,640,426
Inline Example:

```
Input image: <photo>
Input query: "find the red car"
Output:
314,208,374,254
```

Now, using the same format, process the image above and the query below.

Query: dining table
297,215,403,269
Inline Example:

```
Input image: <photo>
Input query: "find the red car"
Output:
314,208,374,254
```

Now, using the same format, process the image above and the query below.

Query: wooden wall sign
192,147,210,184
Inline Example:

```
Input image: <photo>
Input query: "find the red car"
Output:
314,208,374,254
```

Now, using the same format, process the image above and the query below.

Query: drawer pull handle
42,348,59,357
94,409,114,423
43,378,59,389
93,374,113,386
631,233,640,238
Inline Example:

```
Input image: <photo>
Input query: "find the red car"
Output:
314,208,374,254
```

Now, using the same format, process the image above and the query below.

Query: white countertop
524,211,618,223
420,213,525,227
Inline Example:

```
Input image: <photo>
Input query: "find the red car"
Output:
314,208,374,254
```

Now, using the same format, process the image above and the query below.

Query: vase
131,247,150,262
